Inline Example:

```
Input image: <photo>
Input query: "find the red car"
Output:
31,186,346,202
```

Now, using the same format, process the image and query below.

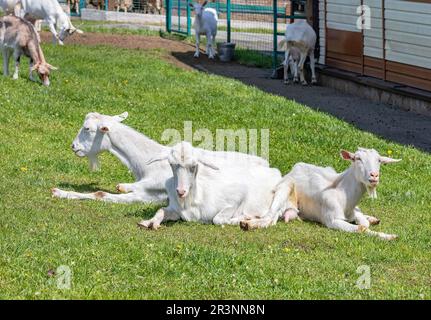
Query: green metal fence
166,0,308,70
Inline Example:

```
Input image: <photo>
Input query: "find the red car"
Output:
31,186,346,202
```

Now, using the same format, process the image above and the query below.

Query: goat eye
84,127,90,131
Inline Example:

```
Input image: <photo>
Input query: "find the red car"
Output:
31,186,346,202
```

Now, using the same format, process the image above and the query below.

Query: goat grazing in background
242,148,400,240
114,0,133,12
279,20,317,85
190,1,218,59
1,15,57,86
138,141,281,230
67,0,80,15
17,0,83,45
52,112,269,204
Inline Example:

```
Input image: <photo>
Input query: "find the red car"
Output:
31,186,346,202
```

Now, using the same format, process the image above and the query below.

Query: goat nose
176,189,186,197
71,143,76,150
370,172,380,178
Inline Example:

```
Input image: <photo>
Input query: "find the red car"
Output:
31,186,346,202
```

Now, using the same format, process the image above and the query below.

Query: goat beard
88,155,100,171
366,185,377,199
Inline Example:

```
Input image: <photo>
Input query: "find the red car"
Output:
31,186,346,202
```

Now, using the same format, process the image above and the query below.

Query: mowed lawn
0,40,430,300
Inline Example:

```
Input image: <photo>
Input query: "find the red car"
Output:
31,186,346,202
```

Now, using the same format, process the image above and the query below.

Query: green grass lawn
0,40,430,300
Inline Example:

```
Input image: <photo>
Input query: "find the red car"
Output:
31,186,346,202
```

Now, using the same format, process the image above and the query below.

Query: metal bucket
217,42,236,62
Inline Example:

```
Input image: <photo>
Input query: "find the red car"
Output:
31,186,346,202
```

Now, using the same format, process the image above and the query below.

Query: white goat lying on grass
52,112,269,204
241,148,400,240
190,1,218,59
279,20,316,85
138,141,281,230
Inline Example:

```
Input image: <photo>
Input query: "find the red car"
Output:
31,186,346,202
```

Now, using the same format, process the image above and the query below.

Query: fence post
166,0,171,32
187,0,191,36
105,0,108,11
227,0,231,43
273,0,278,70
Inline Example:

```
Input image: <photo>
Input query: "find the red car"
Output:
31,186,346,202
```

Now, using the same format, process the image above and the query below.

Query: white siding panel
365,37,382,49
363,0,382,60
386,20,431,38
364,47,383,59
386,52,431,70
319,0,325,64
385,10,431,26
364,28,382,39
387,41,431,60
386,0,431,15
386,30,431,49
326,22,359,32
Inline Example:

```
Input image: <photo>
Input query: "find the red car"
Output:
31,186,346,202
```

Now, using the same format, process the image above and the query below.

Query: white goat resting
279,20,316,85
52,112,269,204
251,148,400,240
190,1,217,59
138,141,281,230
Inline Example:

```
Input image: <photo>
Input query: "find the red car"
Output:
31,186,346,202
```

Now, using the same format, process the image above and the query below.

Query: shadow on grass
57,182,113,193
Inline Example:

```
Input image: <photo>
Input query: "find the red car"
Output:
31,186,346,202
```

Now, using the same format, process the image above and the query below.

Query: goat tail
278,39,287,50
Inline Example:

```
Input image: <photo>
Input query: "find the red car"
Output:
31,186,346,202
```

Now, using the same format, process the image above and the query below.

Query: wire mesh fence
65,1,164,15
61,0,308,71
167,0,308,69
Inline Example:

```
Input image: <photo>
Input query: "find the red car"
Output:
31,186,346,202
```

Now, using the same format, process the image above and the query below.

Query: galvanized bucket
217,42,236,62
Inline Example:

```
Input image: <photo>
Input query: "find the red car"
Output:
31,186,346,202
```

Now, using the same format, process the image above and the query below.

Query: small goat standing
0,15,57,86
279,20,317,85
190,1,217,59
244,148,400,240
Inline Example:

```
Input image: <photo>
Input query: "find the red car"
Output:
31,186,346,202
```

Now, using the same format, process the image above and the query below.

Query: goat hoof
284,80,290,85
301,81,308,86
12,74,18,80
311,79,317,85
138,220,152,229
51,188,61,198
239,221,251,231
386,234,398,241
116,184,126,193
367,217,380,225
138,220,160,230
357,225,368,233
194,53,199,58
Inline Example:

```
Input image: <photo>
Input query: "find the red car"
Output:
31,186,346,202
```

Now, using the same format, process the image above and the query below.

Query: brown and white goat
0,15,57,86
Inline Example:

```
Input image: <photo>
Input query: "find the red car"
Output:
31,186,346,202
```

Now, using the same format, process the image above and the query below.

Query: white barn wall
384,0,431,69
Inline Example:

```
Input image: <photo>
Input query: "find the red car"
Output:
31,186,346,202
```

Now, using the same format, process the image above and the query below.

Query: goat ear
379,156,401,165
31,63,40,72
46,64,58,71
198,159,219,170
340,150,355,161
113,112,128,122
202,0,208,6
